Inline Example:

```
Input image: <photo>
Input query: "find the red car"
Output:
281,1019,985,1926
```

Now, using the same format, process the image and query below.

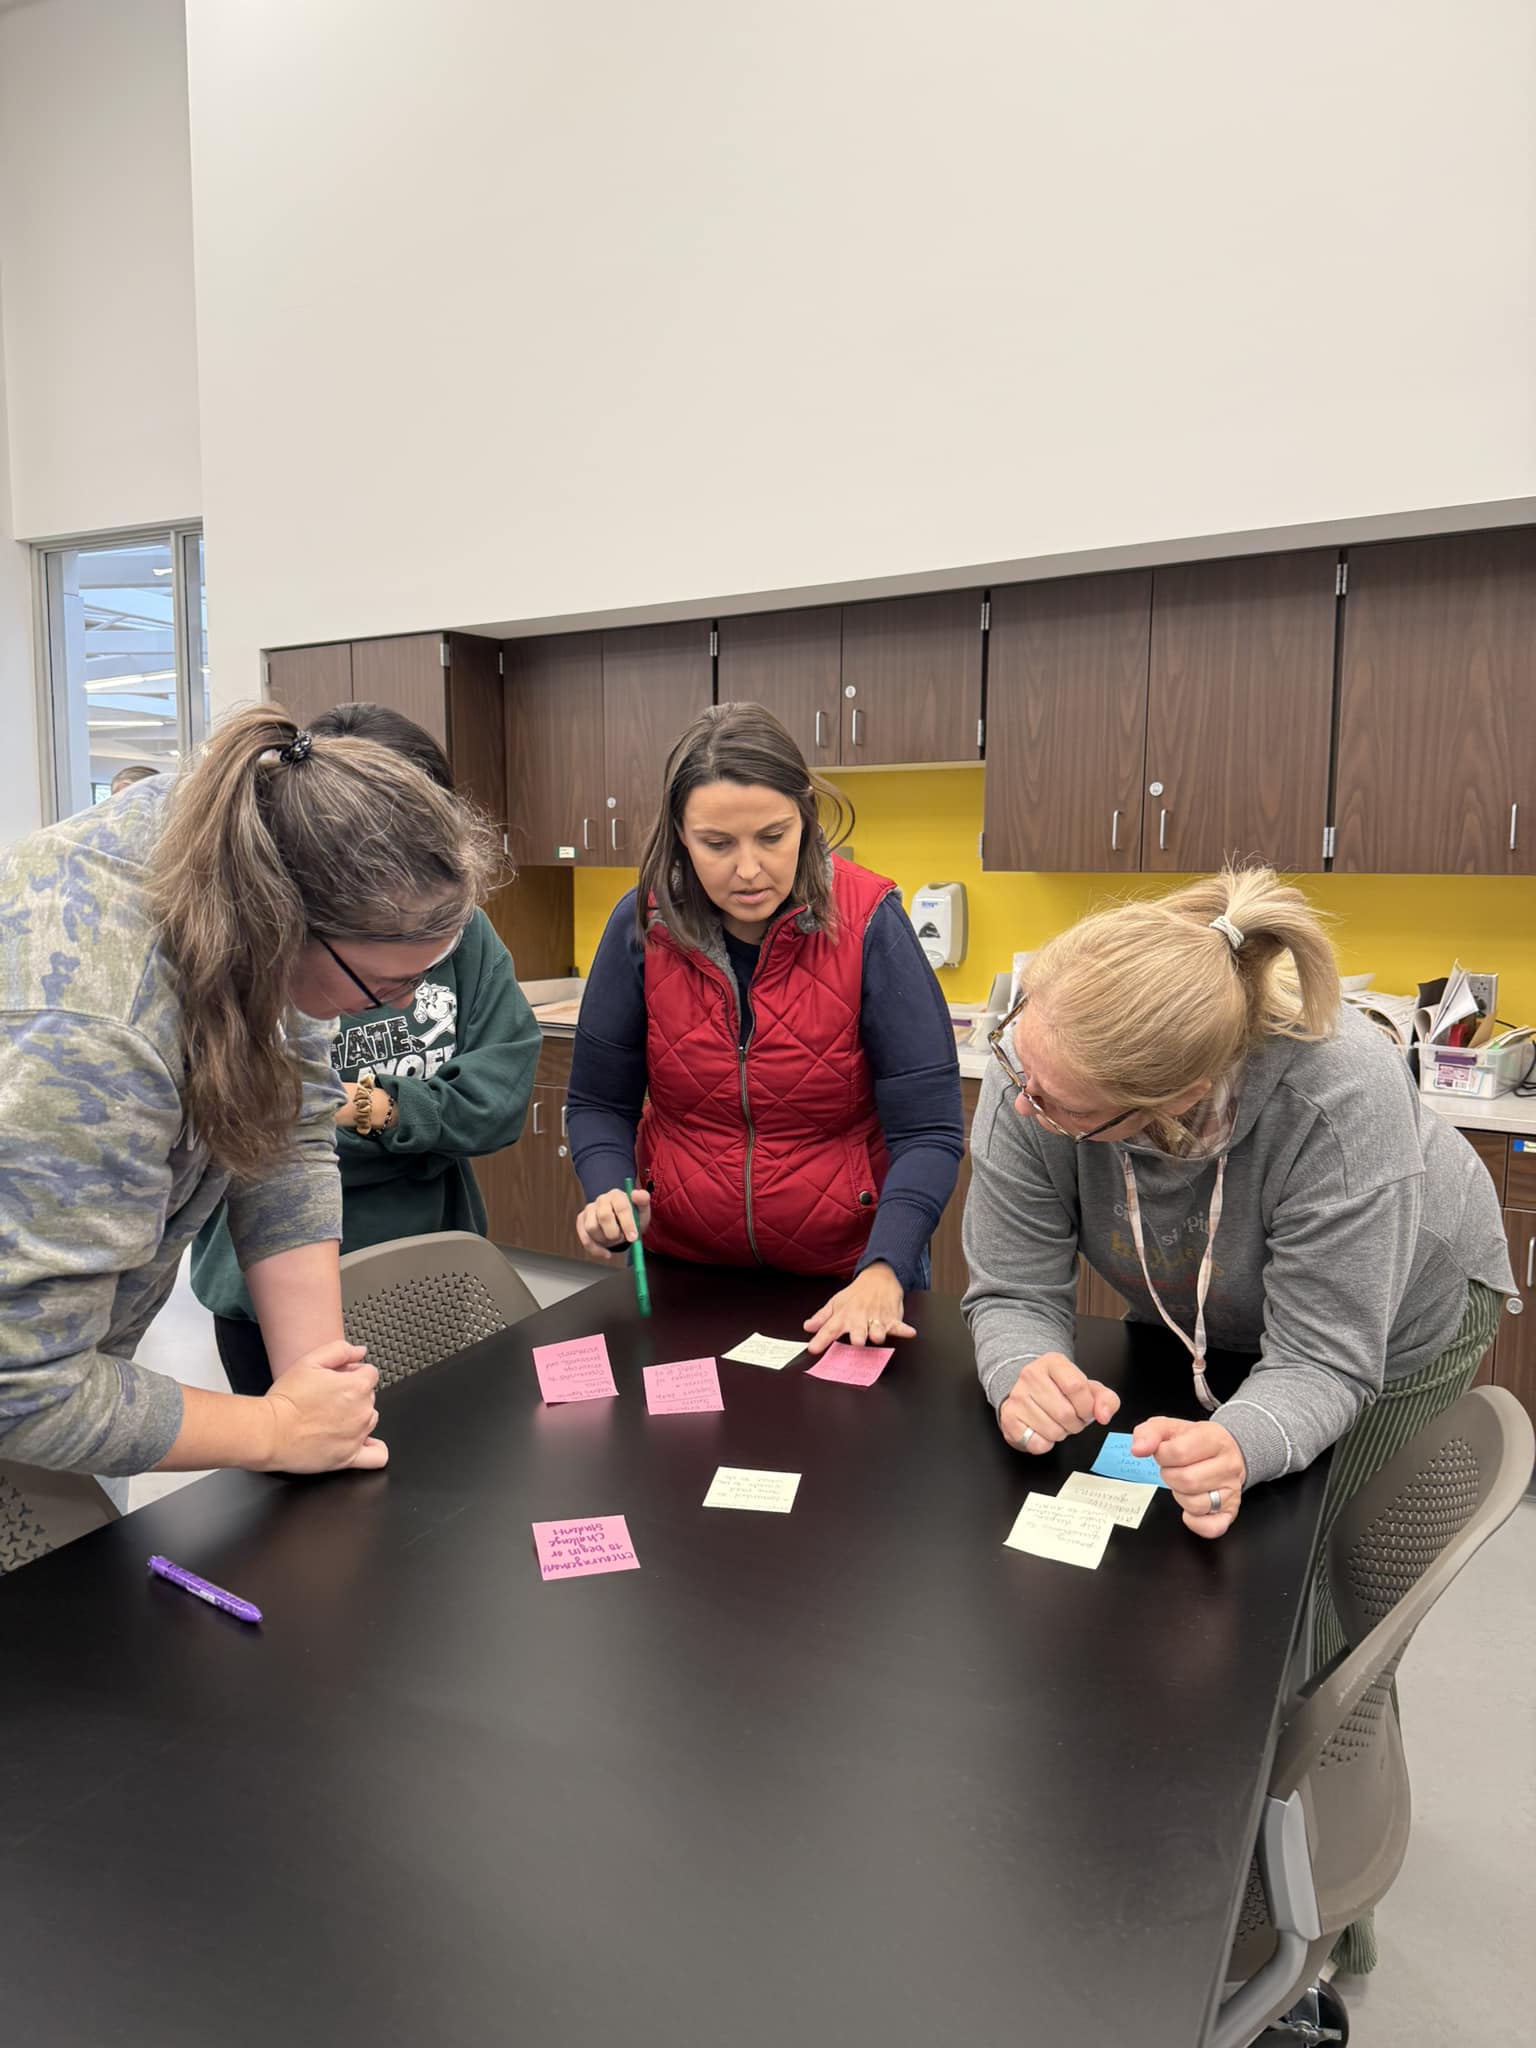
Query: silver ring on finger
1208,1488,1222,1514
1020,1425,1035,1448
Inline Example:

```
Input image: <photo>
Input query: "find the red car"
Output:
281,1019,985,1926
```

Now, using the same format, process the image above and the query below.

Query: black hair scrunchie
278,731,314,765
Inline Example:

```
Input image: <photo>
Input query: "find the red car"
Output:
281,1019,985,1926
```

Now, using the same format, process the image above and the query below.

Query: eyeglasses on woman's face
315,934,461,1013
986,992,1141,1143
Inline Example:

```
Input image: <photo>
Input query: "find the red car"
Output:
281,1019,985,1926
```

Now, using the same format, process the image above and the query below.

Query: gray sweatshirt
0,777,343,1475
962,1005,1515,1484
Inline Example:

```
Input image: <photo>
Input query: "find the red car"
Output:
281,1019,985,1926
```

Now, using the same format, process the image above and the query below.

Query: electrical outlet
1465,972,1498,1018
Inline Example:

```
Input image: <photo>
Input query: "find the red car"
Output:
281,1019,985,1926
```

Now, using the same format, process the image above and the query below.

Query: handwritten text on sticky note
532,1335,618,1404
702,1467,801,1513
1004,1494,1113,1569
532,1515,640,1580
722,1333,806,1370
643,1357,724,1415
805,1341,894,1388
1060,1469,1155,1529
1090,1431,1168,1487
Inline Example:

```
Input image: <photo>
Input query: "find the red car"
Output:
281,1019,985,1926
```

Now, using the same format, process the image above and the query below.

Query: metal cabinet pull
560,1103,568,1139
1158,807,1168,852
851,708,864,747
531,1100,543,1137
581,817,591,850
1511,802,1520,853
814,709,826,748
1111,808,1121,852
1527,1233,1534,1290
610,817,624,851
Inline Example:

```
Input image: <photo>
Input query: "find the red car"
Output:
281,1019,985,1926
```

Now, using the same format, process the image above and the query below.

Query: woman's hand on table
1132,1417,1247,1537
575,1184,651,1260
804,1262,915,1356
260,1341,387,1472
997,1352,1120,1452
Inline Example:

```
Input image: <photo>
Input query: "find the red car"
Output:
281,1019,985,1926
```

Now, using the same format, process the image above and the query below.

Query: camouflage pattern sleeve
0,1012,187,1474
223,1012,345,1271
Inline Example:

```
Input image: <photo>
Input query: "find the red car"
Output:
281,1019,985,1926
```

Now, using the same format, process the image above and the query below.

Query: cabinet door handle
851,708,864,747
814,709,826,748
1511,802,1520,853
610,817,624,851
581,817,591,850
1111,808,1121,852
531,1100,543,1137
1158,807,1168,852
1527,1233,1534,1290
560,1103,568,1139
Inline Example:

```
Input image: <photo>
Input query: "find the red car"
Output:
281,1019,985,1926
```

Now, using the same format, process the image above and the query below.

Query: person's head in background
307,700,454,791
636,701,854,948
111,764,160,796
151,703,499,1181
998,866,1341,1153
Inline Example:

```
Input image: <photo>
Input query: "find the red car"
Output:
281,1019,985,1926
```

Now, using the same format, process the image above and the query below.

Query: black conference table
1,1268,1329,2048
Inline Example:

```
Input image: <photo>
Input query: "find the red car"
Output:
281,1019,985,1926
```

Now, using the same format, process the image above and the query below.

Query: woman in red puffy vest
566,702,964,1354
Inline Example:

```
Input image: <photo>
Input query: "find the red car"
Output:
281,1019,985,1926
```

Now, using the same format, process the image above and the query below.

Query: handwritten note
702,1466,801,1514
722,1333,806,1370
1061,1469,1155,1529
532,1335,618,1405
1003,1494,1113,1570
1090,1430,1168,1487
805,1341,894,1388
643,1357,724,1415
532,1515,640,1581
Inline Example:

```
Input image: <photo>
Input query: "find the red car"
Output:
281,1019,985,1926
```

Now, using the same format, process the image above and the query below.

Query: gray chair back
339,1230,540,1388
0,1462,121,1576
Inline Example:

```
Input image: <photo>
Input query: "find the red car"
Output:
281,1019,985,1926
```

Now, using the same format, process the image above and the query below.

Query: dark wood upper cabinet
1142,551,1337,874
715,607,841,769
600,622,714,865
349,632,449,745
1333,529,1536,875
442,634,506,832
264,642,353,728
505,634,605,865
983,572,1151,873
840,591,984,766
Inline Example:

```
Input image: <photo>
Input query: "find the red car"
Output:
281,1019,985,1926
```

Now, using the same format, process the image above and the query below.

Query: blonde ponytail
150,703,501,1178
1022,864,1340,1111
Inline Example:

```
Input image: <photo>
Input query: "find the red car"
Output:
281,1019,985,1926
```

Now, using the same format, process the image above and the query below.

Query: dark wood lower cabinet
1495,1208,1535,1420
476,1041,582,1258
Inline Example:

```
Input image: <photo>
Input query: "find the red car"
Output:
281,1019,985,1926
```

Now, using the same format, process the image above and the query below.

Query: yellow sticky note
1060,1470,1155,1529
703,1466,801,1513
722,1334,806,1370
1004,1494,1113,1569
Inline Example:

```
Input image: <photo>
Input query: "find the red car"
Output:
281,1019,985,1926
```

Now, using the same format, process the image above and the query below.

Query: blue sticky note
1090,1431,1169,1488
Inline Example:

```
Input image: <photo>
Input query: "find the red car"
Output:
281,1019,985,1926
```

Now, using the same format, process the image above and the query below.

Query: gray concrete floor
128,1259,1536,2043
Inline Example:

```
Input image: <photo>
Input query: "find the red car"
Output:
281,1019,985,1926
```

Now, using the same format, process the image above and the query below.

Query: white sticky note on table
1003,1493,1113,1569
1060,1469,1155,1529
722,1333,806,1370
703,1466,802,1513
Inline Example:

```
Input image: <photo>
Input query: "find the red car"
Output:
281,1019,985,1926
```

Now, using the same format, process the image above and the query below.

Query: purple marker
147,1555,263,1626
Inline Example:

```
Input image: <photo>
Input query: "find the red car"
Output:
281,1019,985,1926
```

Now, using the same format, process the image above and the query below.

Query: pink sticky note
805,1341,895,1388
532,1334,618,1404
643,1357,724,1415
532,1515,640,1581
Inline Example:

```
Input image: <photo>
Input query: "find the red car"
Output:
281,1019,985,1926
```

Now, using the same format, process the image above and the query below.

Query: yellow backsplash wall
571,767,1536,1026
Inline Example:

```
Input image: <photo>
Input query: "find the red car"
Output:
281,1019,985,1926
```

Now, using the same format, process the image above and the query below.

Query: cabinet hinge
709,627,719,658
1335,562,1348,598
439,637,451,668
980,598,991,631
977,716,985,751
1322,825,1336,861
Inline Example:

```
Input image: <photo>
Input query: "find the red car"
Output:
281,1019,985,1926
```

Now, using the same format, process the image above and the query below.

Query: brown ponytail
150,703,501,1177
1022,864,1341,1111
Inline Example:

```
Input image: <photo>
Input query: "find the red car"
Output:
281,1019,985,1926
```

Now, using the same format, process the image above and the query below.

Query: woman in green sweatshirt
192,702,540,1392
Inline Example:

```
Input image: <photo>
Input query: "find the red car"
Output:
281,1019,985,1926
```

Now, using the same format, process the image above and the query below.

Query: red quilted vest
636,858,896,1276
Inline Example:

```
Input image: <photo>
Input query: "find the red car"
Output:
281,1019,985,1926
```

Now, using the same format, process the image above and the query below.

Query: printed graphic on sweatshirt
332,981,459,1081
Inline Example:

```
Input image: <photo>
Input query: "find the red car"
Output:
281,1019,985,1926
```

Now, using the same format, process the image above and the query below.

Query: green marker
624,1176,651,1316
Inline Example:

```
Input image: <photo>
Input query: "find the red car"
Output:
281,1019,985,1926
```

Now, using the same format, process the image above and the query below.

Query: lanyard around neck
1118,1150,1226,1414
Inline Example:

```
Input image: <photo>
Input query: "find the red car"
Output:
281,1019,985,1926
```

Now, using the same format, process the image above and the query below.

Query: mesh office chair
0,1462,122,1576
1211,1384,1534,2048
339,1230,541,1389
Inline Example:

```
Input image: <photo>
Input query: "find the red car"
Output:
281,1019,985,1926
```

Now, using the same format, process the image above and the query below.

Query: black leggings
214,1316,275,1397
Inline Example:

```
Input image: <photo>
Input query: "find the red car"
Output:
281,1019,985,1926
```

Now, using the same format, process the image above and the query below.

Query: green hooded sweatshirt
192,909,539,1321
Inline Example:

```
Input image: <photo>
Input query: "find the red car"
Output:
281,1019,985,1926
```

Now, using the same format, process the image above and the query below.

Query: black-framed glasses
986,992,1139,1143
316,937,422,1012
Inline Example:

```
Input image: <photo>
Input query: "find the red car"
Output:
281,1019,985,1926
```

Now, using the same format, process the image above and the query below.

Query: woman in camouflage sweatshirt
0,705,498,1482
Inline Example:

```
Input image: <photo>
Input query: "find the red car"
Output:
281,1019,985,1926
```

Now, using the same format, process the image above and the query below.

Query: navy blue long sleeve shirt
567,892,965,1290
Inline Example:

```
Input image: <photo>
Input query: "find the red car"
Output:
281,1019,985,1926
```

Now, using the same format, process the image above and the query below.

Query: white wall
0,0,201,539
184,0,1536,710
0,270,41,842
